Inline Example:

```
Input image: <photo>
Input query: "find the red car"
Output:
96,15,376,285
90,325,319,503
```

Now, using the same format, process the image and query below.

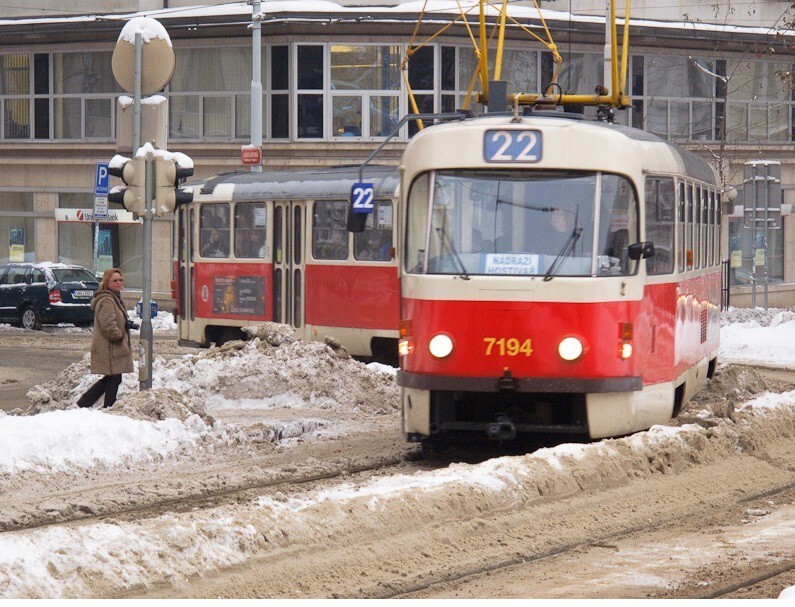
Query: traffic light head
107,155,145,214
153,155,194,215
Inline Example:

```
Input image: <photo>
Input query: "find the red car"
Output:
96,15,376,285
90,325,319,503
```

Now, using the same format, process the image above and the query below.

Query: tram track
390,482,795,599
1,454,419,535
703,562,795,599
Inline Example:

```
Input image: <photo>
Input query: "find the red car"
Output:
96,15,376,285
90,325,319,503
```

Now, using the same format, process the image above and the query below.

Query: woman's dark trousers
76,374,123,408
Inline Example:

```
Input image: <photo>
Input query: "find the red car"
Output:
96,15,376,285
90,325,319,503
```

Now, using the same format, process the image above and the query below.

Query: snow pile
719,307,795,369
149,324,398,415
127,308,178,334
0,408,208,474
720,306,795,327
685,365,795,422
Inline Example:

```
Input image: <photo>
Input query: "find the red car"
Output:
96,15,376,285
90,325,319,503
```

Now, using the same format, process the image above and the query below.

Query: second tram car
396,113,722,443
175,165,400,364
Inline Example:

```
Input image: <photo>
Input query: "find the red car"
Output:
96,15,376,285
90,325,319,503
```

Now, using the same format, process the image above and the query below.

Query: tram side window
686,183,694,270
199,204,231,258
701,188,710,267
695,188,703,268
354,200,393,262
234,203,267,258
312,200,349,260
712,191,720,265
644,176,675,275
677,182,686,272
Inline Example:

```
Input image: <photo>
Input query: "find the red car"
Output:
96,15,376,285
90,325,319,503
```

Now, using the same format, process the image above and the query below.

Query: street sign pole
112,18,175,392
132,31,155,391
140,151,154,389
93,162,110,277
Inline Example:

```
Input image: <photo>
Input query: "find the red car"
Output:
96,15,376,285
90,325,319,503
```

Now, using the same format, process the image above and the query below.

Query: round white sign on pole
112,17,176,95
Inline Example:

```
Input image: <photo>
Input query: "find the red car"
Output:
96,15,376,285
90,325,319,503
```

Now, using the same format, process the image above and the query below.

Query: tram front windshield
405,170,638,277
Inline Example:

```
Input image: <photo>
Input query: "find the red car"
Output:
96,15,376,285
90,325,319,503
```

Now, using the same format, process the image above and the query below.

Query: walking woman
77,268,135,408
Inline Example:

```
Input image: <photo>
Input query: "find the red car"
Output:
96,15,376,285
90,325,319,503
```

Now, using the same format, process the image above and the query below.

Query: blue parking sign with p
95,162,110,196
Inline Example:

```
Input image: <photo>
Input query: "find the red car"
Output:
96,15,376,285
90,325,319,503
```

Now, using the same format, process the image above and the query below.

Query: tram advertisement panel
212,275,265,316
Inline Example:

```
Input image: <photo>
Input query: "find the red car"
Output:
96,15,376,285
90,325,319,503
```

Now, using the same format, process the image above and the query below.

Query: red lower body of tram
398,271,720,441
178,260,400,363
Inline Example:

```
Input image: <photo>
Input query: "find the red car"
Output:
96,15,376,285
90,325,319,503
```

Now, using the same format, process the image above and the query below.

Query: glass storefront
0,192,34,263
728,218,784,286
57,193,144,287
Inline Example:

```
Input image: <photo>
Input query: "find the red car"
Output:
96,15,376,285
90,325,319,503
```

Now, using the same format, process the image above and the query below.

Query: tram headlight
558,336,583,361
429,334,454,358
620,342,633,359
399,319,414,357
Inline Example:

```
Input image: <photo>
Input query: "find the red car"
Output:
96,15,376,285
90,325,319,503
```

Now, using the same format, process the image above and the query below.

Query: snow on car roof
2,262,88,270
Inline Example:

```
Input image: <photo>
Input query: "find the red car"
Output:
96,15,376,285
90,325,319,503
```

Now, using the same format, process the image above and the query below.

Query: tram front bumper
398,371,657,440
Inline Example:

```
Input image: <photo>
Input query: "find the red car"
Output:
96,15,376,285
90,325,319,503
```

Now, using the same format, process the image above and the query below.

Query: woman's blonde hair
99,268,123,291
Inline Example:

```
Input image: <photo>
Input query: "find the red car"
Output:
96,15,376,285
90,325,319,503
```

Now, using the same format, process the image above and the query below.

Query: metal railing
721,258,731,311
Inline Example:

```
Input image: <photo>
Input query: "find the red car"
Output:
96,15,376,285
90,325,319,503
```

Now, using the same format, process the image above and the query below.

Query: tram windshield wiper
543,212,582,282
435,227,470,280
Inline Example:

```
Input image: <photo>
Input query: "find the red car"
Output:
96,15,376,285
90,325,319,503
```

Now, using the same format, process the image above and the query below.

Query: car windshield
52,268,98,283
405,169,638,277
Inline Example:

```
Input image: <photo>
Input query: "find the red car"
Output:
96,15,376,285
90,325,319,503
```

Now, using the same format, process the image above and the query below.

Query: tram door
177,205,197,341
272,201,305,332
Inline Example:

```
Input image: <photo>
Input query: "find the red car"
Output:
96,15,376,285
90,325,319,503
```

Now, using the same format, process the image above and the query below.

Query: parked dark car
0,263,99,330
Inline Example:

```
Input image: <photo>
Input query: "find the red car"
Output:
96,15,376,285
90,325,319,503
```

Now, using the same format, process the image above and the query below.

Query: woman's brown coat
89,289,134,375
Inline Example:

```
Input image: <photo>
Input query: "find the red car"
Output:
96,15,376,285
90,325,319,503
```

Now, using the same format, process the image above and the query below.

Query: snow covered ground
0,308,794,598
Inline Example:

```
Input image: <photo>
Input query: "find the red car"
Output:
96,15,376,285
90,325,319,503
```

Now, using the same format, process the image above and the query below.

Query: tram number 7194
483,337,533,357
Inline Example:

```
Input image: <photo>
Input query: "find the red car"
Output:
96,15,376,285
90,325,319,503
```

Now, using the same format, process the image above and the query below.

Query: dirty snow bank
4,323,398,475
2,393,794,598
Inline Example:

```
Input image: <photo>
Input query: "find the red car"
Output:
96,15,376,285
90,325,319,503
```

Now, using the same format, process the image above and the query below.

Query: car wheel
20,306,42,331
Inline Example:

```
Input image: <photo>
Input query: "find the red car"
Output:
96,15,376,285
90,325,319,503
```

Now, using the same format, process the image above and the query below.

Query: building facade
0,1,794,306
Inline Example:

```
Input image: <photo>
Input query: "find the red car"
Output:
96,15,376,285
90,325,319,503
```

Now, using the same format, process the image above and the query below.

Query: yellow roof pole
479,0,489,102
619,0,631,101
610,0,620,105
493,0,509,81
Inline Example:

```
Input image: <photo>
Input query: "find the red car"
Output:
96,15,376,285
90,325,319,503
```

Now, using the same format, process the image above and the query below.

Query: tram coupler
487,414,517,442
497,369,516,391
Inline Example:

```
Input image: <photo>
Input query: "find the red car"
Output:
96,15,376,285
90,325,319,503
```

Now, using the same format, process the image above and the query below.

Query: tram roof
192,165,399,202
413,113,720,188
591,121,720,187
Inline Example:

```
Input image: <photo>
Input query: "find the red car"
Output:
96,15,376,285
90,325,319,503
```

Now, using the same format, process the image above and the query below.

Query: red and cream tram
174,165,400,363
396,113,721,443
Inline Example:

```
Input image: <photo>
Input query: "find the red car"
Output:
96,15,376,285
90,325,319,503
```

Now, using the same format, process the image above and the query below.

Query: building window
170,47,251,139
297,45,324,139
328,44,402,139
1,54,31,139
51,52,118,139
645,55,715,141
270,45,289,139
